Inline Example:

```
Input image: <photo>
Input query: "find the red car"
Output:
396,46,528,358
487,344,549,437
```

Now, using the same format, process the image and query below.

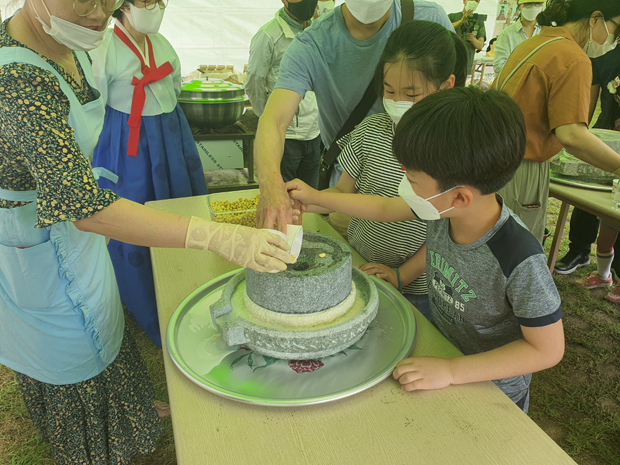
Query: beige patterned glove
185,216,293,272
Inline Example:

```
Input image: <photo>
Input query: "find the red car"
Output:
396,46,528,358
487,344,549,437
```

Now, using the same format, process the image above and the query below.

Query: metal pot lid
180,79,245,102
178,96,247,104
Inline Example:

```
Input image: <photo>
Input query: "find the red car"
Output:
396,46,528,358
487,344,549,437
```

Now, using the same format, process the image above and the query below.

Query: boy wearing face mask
247,0,321,189
286,87,565,413
494,0,543,75
90,0,208,347
449,0,486,75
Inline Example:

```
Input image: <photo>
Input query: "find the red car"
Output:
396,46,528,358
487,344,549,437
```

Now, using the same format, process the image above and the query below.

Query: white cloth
90,19,181,116
493,19,541,75
246,9,320,141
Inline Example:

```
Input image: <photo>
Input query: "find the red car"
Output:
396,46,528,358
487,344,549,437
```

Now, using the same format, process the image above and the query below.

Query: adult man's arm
468,20,486,51
449,10,470,29
467,33,485,51
255,88,302,232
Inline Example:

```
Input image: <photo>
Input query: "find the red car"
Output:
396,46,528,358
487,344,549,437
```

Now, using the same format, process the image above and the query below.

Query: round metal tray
166,269,417,406
550,171,613,192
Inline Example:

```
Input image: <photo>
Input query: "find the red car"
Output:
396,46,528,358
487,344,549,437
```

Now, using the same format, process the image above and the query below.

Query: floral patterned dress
0,18,162,465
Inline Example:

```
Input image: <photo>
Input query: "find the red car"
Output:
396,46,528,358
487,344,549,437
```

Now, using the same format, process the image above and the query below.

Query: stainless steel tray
166,269,417,406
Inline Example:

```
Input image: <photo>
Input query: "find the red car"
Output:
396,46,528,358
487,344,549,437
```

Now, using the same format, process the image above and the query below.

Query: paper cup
262,225,304,272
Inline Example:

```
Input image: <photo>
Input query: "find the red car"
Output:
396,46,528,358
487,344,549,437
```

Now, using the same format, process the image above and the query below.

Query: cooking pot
179,79,246,129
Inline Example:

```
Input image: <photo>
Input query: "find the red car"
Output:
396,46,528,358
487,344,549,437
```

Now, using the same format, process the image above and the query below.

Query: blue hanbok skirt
93,103,208,347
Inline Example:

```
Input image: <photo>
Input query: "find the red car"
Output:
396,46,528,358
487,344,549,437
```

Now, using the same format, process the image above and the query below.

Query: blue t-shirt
275,0,454,148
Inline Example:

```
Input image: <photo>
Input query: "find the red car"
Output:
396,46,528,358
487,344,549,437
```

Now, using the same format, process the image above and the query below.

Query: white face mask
584,20,618,58
31,0,109,51
465,1,479,13
521,5,543,22
317,0,335,17
398,174,459,221
345,0,392,25
125,2,165,35
383,97,414,125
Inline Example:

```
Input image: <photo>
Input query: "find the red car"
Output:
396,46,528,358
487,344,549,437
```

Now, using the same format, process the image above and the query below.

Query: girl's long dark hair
375,20,469,96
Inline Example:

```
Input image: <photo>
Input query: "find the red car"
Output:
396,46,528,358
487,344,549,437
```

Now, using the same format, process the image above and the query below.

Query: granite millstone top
245,233,352,314
210,267,379,360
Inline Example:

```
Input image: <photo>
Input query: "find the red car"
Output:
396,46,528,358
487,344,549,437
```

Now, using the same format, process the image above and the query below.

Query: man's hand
466,32,476,43
257,181,293,233
358,263,399,290
393,357,454,392
460,9,472,24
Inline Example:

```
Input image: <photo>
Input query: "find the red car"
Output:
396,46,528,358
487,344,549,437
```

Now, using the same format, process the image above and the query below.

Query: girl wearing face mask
493,0,543,75
492,0,620,243
319,21,467,320
0,0,292,461
90,0,208,347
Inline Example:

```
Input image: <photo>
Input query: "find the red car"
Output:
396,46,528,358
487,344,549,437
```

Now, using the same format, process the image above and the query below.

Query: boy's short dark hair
393,87,526,195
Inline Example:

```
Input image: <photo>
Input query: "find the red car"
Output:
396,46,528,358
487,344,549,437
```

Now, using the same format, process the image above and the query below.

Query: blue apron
0,47,124,385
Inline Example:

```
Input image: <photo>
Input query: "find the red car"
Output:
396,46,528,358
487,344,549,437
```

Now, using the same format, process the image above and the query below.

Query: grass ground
1,199,619,465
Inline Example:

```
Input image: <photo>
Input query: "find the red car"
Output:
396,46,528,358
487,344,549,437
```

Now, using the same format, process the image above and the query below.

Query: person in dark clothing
555,45,620,275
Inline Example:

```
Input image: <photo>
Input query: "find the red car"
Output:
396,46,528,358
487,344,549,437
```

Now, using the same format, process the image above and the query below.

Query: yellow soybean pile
211,194,260,228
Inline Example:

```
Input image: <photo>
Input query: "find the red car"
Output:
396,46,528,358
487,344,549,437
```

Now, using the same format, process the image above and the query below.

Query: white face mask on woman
584,19,618,58
520,5,543,22
31,0,109,51
125,2,165,35
345,0,392,24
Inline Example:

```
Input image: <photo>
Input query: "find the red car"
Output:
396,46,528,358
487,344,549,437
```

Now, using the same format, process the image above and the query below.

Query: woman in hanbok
91,0,208,346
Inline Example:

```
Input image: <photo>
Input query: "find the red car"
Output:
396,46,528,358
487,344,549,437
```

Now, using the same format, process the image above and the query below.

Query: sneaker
605,281,620,303
574,271,613,289
555,250,591,275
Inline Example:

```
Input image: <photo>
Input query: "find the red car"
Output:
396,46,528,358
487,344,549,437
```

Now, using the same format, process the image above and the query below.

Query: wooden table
548,181,620,272
148,195,576,465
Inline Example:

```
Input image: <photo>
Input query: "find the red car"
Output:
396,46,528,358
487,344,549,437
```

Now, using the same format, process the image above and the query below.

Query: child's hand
358,263,399,290
286,179,318,207
290,199,302,224
392,357,454,392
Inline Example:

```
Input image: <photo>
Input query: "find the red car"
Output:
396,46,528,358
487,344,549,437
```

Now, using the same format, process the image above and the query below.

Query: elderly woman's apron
0,47,124,385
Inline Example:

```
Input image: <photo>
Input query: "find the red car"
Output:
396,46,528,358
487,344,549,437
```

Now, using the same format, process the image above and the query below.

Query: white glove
184,216,293,272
